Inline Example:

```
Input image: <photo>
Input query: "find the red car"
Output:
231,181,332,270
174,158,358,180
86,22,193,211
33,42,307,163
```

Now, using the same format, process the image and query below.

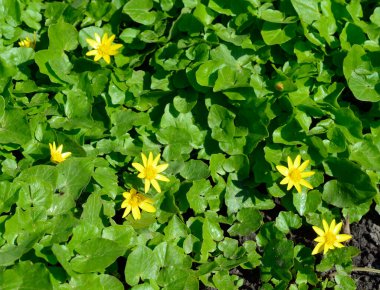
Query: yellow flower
276,154,315,193
132,152,169,193
19,33,36,49
121,188,156,220
85,33,122,64
312,219,352,255
49,142,72,164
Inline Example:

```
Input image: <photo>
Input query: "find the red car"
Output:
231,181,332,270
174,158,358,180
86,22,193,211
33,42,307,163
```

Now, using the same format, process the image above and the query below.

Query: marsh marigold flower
19,33,36,49
49,142,71,164
132,152,169,193
312,219,352,255
276,154,315,193
121,188,156,220
85,33,122,64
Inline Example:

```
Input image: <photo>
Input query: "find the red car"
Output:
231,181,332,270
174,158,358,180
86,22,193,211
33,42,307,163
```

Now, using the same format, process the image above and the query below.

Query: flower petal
294,155,301,168
132,162,145,173
314,236,325,243
312,225,325,236
333,222,343,235
276,165,289,176
322,220,329,232
94,54,102,61
141,153,147,167
106,34,115,45
280,176,289,185
86,38,99,48
294,182,302,193
132,206,141,220
94,33,101,43
300,171,315,178
122,205,131,218
312,242,324,255
329,219,336,232
298,160,310,172
155,174,169,182
147,152,154,166
152,153,161,166
151,179,161,193
86,49,99,56
287,156,293,169
156,163,168,173
299,179,313,189
144,179,151,193
139,201,156,213
333,241,344,248
103,54,111,64
336,234,352,243
286,180,294,190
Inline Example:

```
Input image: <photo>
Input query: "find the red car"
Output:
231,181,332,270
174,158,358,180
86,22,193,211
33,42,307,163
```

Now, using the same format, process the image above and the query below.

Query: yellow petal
94,33,101,43
155,174,169,182
312,242,324,255
312,225,325,236
280,176,289,185
299,179,313,189
314,236,325,243
294,183,302,193
287,156,293,169
155,163,168,173
151,179,161,193
61,152,72,159
132,162,145,173
152,153,161,166
300,171,315,178
322,220,329,232
333,241,344,248
122,205,131,218
86,38,99,48
94,54,102,61
103,54,111,64
132,206,141,220
137,172,146,179
106,34,115,44
276,165,289,176
139,201,156,213
102,33,108,44
110,43,123,50
57,144,63,153
298,159,310,172
141,153,147,167
333,222,343,235
147,152,154,166
123,191,131,199
336,234,352,243
86,49,99,56
323,244,330,254
287,180,294,190
294,155,301,168
144,179,151,193
329,219,336,232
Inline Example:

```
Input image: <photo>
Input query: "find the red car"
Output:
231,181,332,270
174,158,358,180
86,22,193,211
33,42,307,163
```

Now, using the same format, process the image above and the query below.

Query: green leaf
69,274,124,290
56,157,94,200
180,160,210,181
125,245,159,286
208,104,236,142
0,261,52,290
290,0,320,24
262,239,294,281
123,0,157,26
275,211,302,233
70,238,126,273
343,45,380,102
322,158,377,207
186,180,209,214
350,137,380,171
48,21,78,51
261,23,297,45
293,191,321,216
228,207,262,236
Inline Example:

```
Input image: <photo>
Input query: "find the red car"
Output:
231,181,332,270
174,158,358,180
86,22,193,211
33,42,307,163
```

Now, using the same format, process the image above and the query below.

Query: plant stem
352,267,380,274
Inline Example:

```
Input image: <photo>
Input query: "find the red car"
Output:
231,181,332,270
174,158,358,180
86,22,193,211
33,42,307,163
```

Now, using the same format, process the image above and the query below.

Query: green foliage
0,0,379,289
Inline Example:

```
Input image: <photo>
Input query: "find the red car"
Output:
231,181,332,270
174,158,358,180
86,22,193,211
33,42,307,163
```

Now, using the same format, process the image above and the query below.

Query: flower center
289,168,301,182
145,166,157,179
97,44,108,56
130,195,140,207
324,231,336,247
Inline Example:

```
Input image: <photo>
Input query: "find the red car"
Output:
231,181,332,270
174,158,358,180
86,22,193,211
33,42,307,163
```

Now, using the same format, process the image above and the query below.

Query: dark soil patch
351,207,380,290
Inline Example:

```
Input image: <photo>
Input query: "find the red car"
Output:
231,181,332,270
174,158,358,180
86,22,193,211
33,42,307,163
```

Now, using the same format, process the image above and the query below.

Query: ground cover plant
0,0,380,289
